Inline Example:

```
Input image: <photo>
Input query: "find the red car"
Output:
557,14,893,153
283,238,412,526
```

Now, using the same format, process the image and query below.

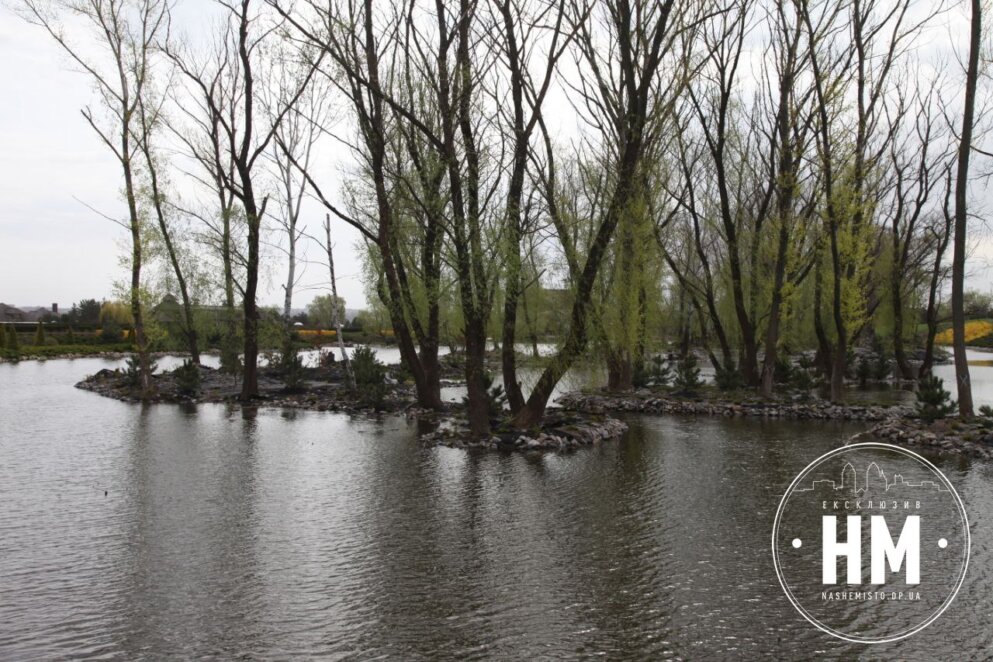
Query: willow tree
801,0,940,401
21,0,168,397
273,0,448,412
168,0,320,399
511,0,708,427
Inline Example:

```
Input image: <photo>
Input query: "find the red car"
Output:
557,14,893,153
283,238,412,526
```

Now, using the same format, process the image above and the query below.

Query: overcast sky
2,3,993,315
0,6,369,313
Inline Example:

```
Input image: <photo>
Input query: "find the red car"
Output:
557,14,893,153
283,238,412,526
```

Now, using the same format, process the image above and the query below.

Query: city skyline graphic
793,461,950,496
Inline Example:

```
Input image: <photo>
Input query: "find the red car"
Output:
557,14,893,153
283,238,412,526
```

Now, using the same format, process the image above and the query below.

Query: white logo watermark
772,442,970,643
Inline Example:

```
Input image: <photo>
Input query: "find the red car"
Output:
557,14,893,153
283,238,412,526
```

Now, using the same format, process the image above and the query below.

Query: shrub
65,327,76,344
124,355,157,387
978,405,993,429
220,335,242,374
100,320,124,344
281,350,306,393
714,361,743,391
634,354,672,388
0,324,5,348
790,364,816,397
5,325,19,353
915,373,956,422
174,359,201,396
33,322,46,346
774,355,794,384
673,353,703,394
872,353,891,381
855,357,872,387
352,346,387,407
463,372,507,421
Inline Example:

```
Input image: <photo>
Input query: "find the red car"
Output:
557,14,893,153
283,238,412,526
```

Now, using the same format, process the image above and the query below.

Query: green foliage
465,372,507,421
773,355,794,384
124,355,158,388
281,350,306,393
789,355,817,397
5,325,19,353
713,360,743,391
307,294,347,328
633,355,671,388
855,357,872,387
978,405,993,429
872,353,891,381
915,373,956,422
0,324,5,348
33,322,46,346
352,346,387,407
65,327,76,344
174,359,201,396
220,334,242,374
673,353,703,394
100,319,124,344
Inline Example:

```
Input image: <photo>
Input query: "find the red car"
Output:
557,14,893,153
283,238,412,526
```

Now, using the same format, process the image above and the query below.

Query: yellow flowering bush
935,320,993,345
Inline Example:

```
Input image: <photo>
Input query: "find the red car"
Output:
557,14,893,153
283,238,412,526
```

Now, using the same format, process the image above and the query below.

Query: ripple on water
0,356,991,659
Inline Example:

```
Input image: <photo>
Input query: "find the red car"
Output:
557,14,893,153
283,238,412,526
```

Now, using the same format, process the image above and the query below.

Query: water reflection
0,357,991,658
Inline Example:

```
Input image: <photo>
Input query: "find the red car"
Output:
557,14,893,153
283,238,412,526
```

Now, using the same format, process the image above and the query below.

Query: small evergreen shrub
915,373,956,422
714,361,743,391
855,357,872,387
220,340,242,374
872,353,891,381
124,355,157,387
281,350,306,393
174,359,201,396
673,353,703,394
774,355,794,384
649,355,672,386
0,324,6,347
978,405,993,429
463,372,507,421
352,346,387,406
66,327,76,344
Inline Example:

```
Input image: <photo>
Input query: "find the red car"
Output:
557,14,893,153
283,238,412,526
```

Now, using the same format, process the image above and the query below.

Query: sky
2,2,993,315
0,6,369,313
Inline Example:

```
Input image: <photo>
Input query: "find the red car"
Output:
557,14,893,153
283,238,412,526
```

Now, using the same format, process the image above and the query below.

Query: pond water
1,353,991,659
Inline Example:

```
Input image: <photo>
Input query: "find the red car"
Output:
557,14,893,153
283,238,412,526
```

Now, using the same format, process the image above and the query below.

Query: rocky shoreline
71,364,993,459
75,363,419,415
419,413,629,452
557,391,912,421
851,419,993,459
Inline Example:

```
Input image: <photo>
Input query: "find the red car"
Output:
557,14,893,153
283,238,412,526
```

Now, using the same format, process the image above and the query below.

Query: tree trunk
325,215,353,389
891,275,913,380
952,0,981,417
240,198,261,401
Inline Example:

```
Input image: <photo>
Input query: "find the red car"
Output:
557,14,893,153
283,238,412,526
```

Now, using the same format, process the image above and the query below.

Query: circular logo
772,442,970,643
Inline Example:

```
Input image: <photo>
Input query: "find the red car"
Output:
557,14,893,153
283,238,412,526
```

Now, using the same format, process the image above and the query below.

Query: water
1,355,992,659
